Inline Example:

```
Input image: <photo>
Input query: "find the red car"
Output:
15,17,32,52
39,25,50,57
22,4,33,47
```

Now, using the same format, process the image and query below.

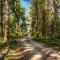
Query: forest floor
4,38,60,60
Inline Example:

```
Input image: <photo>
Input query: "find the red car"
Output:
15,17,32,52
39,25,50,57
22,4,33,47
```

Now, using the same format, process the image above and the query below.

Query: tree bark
3,0,9,43
49,0,57,38
0,0,3,36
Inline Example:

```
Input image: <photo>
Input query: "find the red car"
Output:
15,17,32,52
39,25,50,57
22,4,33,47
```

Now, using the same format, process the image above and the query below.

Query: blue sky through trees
21,0,31,10
21,0,31,17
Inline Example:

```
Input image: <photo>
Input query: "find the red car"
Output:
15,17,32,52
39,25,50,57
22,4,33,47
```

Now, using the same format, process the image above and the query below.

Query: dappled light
4,40,60,60
0,0,60,60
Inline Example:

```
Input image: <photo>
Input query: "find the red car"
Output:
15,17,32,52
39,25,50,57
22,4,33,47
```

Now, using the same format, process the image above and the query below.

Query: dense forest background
0,0,60,45
0,0,60,44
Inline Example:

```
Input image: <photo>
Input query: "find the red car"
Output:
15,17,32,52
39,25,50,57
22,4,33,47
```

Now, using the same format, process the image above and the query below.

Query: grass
32,36,60,46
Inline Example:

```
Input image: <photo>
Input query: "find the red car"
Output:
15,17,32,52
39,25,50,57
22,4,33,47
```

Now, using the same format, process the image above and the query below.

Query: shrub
32,36,60,46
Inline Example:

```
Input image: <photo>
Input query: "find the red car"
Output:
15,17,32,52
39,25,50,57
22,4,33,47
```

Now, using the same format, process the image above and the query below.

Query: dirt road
4,39,60,60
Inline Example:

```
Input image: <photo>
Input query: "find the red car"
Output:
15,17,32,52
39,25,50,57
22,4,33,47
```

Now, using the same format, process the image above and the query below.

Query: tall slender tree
3,0,9,43
0,0,3,36
48,0,57,38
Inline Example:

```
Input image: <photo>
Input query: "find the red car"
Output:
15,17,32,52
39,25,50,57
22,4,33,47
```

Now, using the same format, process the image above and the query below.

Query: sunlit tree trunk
14,0,19,37
3,0,9,43
38,4,42,36
31,0,36,37
49,0,57,38
35,0,39,37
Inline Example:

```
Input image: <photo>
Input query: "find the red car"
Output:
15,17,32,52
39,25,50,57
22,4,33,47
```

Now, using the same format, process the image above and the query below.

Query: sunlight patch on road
30,53,42,60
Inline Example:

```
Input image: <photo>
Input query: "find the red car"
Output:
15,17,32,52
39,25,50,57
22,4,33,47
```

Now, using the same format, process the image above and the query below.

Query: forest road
17,39,60,60
4,39,60,60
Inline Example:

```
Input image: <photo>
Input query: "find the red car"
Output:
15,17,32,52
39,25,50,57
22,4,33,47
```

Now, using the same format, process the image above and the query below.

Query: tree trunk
0,0,3,36
14,0,19,37
3,0,9,43
49,0,57,38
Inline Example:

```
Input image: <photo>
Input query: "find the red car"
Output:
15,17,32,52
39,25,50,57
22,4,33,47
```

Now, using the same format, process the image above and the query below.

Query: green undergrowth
18,32,25,38
0,43,5,49
32,36,60,46
8,39,17,49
